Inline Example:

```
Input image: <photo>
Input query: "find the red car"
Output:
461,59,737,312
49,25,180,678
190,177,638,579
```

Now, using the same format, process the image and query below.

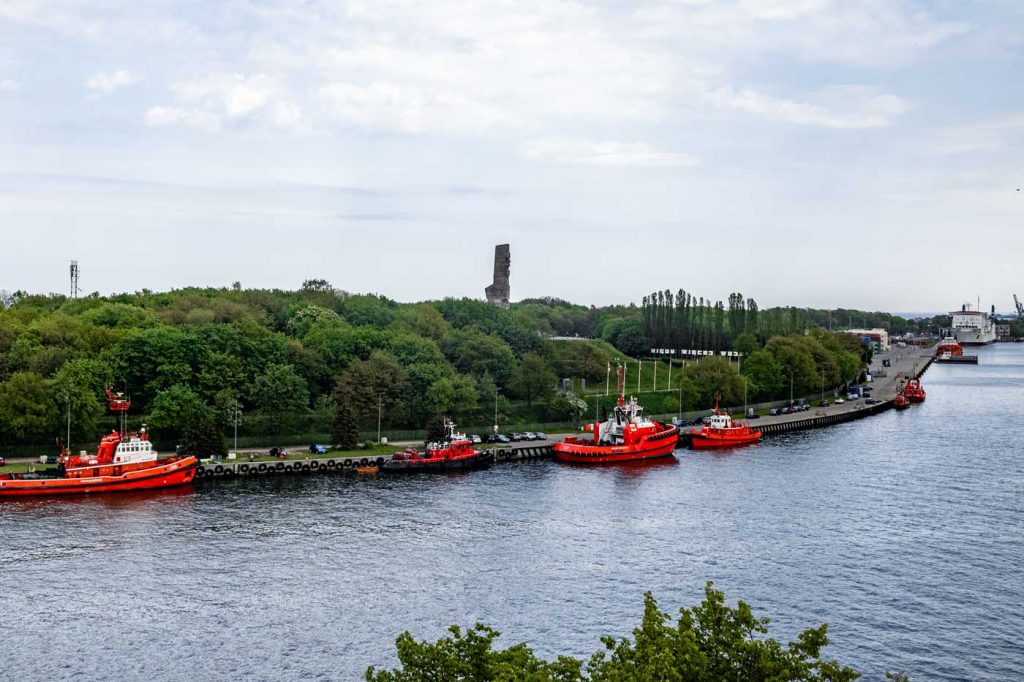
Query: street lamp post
494,389,499,433
790,371,794,407
376,393,383,443
232,400,241,451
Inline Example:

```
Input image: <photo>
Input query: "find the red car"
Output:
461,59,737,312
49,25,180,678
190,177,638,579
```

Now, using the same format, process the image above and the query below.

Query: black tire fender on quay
214,465,224,474
239,464,249,473
326,460,336,468
360,458,369,466
375,457,385,465
310,461,320,470
342,458,353,468
204,469,215,478
258,463,267,472
196,466,206,477
275,462,285,471
302,464,311,472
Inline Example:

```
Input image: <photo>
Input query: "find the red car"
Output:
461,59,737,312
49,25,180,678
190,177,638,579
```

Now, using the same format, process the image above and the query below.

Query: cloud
318,81,511,134
150,73,301,131
0,79,21,92
707,86,911,129
85,69,138,95
524,138,697,167
144,106,221,132
932,115,1024,155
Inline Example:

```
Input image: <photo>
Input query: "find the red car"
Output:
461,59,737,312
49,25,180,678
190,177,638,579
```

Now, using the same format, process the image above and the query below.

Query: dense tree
366,582,861,681
510,352,556,406
50,358,111,442
331,400,359,449
147,384,209,444
179,410,228,459
250,363,309,433
334,350,409,429
0,371,59,443
683,356,744,407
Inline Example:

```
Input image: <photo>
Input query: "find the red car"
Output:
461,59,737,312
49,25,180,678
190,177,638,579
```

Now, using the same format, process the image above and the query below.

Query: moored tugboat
382,418,493,473
900,378,926,403
554,364,679,464
689,397,762,449
0,388,198,497
893,393,911,410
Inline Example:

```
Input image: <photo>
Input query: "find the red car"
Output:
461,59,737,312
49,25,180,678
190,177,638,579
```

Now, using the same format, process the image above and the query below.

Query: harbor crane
1015,294,1023,317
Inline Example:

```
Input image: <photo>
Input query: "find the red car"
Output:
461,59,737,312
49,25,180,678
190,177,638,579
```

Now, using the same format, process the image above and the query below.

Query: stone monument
485,244,511,309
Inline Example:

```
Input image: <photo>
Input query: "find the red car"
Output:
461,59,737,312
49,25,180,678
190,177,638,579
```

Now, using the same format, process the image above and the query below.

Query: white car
835,398,845,404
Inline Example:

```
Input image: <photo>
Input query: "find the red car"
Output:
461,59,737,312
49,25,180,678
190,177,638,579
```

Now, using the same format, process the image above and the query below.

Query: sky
0,0,1022,313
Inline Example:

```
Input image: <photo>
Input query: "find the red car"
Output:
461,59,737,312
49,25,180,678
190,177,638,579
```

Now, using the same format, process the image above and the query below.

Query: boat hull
553,426,678,464
0,456,198,497
381,450,494,473
689,429,761,449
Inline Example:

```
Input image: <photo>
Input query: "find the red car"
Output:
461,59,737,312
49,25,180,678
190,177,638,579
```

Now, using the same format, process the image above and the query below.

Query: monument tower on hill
485,244,511,309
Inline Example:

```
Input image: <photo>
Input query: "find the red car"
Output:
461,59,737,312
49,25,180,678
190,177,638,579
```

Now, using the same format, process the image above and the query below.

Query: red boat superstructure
900,378,926,403
689,401,762,449
935,339,963,358
554,364,678,464
893,394,911,410
0,388,197,497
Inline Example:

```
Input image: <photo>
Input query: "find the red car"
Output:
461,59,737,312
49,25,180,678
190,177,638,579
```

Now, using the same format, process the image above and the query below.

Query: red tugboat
900,378,926,403
689,397,762,449
893,393,911,410
554,364,679,464
935,339,963,358
382,418,494,472
0,388,198,497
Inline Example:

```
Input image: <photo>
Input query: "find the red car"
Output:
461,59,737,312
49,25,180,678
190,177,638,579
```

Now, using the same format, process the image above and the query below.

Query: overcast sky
1,1,1022,313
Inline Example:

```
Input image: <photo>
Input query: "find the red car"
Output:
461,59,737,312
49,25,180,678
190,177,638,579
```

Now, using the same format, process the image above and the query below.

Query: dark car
483,434,500,444
0,456,5,466
746,408,760,419
496,434,511,443
690,415,706,425
309,443,328,455
270,447,288,458
819,399,831,407
768,408,780,416
865,398,879,405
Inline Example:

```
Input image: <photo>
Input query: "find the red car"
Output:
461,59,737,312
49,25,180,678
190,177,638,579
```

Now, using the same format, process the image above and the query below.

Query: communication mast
69,260,81,298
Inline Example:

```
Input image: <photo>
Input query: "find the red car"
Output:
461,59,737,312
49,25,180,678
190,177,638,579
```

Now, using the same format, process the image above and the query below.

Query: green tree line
365,581,914,681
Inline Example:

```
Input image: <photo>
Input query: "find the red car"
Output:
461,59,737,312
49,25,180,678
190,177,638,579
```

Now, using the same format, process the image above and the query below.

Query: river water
2,345,1021,681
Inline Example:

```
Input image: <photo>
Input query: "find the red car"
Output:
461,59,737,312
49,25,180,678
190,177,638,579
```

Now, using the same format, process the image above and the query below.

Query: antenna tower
69,260,80,298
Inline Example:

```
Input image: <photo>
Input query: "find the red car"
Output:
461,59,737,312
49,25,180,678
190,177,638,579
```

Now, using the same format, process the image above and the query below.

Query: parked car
0,456,5,466
769,408,780,416
469,434,482,444
309,443,328,455
506,432,522,441
800,404,811,412
819,399,831,407
523,432,537,441
691,415,707,424
746,408,760,419
496,434,511,443
269,447,288,458
534,432,548,440
865,398,879,405
835,398,845,404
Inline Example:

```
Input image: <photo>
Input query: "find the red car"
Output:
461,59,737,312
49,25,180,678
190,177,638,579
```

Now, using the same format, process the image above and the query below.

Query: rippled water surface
2,345,1022,681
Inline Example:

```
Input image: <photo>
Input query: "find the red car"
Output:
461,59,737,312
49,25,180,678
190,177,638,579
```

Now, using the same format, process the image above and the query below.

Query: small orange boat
689,399,761,449
893,394,911,410
0,388,197,497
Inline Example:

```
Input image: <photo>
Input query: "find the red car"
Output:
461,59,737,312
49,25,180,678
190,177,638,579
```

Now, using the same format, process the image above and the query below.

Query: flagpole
637,359,642,393
653,359,657,392
667,358,672,392
605,362,610,396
